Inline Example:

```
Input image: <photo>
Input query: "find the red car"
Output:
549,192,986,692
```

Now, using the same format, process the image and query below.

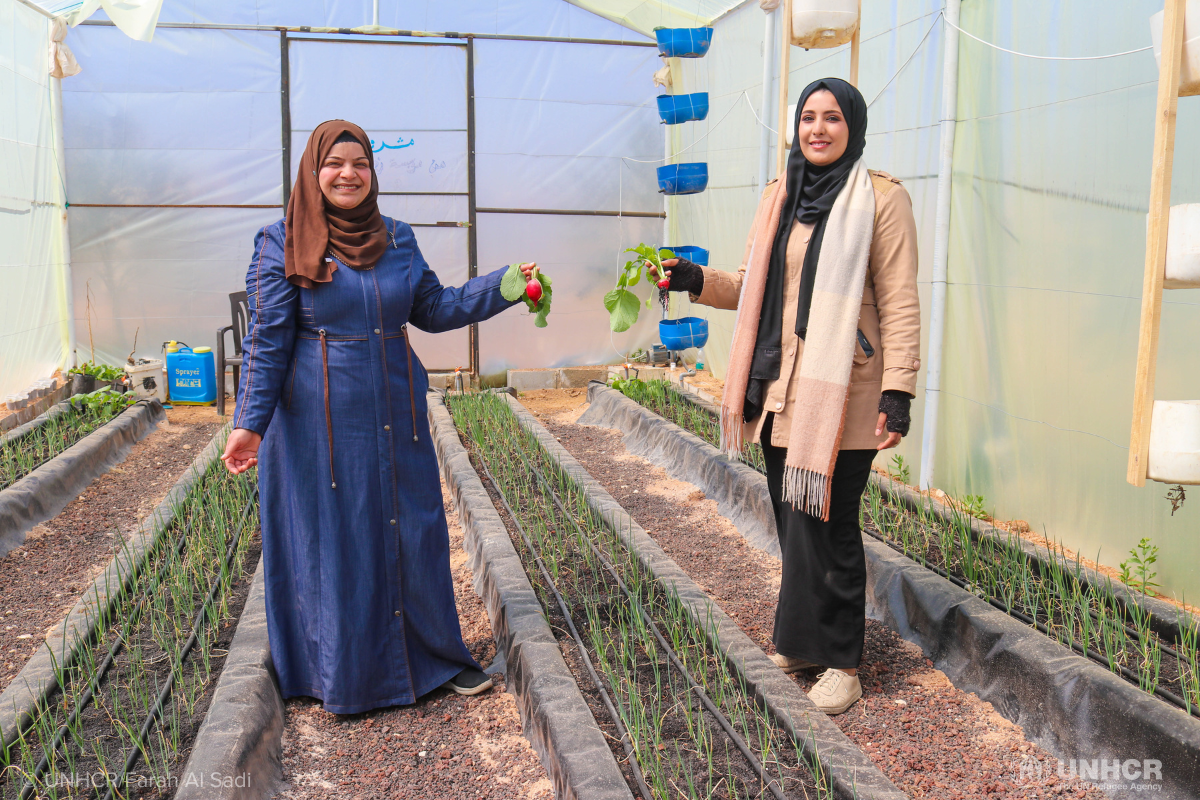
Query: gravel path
522,389,1109,800
275,477,552,800
0,407,223,691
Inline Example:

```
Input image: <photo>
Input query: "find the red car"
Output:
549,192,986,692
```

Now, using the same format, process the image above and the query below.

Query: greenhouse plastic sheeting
0,0,71,399
57,1,663,375
939,0,1200,601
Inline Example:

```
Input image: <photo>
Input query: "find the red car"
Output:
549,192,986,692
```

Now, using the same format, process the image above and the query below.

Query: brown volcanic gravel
521,389,1109,800
0,406,223,691
275,477,552,800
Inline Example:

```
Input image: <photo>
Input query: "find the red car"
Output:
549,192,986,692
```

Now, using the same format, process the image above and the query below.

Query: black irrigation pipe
17,511,203,800
474,456,655,800
861,526,1200,718
505,439,788,800
1,406,129,492
98,493,257,800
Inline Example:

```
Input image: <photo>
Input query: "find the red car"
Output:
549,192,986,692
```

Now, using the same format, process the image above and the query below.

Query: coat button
394,610,401,617
775,401,783,410
374,328,381,334
384,425,391,431
390,519,396,525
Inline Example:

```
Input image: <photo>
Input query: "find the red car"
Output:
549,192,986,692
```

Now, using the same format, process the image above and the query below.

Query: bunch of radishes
604,244,674,332
501,263,552,327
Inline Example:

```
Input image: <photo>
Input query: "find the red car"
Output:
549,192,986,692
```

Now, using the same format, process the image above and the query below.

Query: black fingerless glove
878,390,912,436
665,257,704,295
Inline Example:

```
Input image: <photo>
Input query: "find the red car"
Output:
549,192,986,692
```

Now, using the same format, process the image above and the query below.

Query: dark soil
1,407,223,692
524,390,1109,800
274,479,552,800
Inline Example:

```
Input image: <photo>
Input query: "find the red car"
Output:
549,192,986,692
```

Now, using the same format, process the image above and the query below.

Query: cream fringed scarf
720,159,876,520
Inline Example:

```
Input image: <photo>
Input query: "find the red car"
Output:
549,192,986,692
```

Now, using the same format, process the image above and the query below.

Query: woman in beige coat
655,78,920,716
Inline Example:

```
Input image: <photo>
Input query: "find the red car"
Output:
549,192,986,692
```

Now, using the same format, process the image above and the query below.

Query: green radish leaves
504,263,552,327
604,288,642,332
606,244,675,332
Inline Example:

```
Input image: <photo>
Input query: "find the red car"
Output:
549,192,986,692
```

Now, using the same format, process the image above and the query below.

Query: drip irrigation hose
16,508,209,800
504,435,788,800
1,408,119,491
99,494,257,800
474,457,655,800
861,526,1199,718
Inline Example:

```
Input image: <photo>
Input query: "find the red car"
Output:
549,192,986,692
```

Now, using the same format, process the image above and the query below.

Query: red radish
657,278,670,289
526,276,543,303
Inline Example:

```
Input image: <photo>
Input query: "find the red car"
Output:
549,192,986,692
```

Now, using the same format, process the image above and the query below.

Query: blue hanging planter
657,163,708,195
656,92,710,125
659,317,709,351
664,246,709,266
655,27,714,58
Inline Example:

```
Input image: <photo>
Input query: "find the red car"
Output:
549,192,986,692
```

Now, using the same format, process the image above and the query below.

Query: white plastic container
792,0,860,50
125,358,166,403
1148,400,1200,484
1151,0,1200,97
1163,203,1200,288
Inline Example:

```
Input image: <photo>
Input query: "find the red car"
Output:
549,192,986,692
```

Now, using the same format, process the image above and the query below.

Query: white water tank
1148,400,1200,484
792,0,859,50
1165,204,1200,288
1151,0,1200,97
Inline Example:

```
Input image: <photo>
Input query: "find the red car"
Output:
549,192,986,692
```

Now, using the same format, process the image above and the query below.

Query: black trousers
761,415,876,670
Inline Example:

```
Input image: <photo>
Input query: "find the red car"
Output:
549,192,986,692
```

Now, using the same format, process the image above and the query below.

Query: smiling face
796,89,849,167
318,141,372,209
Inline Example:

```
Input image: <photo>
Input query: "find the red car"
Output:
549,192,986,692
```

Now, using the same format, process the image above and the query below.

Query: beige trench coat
692,170,921,451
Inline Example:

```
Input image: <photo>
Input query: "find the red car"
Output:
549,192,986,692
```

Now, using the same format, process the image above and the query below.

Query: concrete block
558,367,608,388
507,369,558,391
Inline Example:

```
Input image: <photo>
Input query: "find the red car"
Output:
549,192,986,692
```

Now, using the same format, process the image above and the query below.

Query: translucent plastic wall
941,0,1200,599
60,0,665,376
0,0,71,398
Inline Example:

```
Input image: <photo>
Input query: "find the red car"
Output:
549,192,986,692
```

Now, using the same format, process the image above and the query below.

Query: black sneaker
442,667,493,696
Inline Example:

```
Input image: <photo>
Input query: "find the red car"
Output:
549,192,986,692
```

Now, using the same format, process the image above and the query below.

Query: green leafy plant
500,264,552,327
888,454,911,485
69,361,123,381
1120,538,1160,596
961,494,988,519
605,244,674,332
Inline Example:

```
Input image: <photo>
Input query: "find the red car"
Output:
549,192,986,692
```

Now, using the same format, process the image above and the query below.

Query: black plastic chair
216,291,249,417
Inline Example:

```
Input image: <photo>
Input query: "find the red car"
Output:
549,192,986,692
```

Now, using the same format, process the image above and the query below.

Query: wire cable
944,16,1153,61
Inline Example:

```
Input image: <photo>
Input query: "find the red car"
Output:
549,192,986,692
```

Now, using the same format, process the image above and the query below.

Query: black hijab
744,78,868,422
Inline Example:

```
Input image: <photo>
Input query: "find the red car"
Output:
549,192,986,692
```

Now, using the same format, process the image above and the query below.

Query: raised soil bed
581,381,1200,799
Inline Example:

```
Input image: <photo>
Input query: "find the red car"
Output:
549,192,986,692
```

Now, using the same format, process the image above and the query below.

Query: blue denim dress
234,217,515,713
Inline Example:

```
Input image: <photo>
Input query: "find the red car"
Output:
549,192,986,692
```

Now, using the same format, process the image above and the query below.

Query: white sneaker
807,668,862,715
769,653,819,673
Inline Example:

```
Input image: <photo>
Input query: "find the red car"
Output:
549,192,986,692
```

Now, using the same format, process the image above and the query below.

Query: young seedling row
448,391,832,800
0,450,259,800
1,391,138,492
609,378,1200,719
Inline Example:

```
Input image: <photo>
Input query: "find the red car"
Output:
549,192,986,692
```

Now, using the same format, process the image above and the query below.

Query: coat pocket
852,329,874,366
283,356,299,409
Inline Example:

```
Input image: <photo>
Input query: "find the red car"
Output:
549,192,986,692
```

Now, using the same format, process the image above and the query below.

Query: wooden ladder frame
1128,0,1189,486
775,0,862,177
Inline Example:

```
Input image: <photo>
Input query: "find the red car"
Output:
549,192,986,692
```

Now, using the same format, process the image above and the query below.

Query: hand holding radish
501,262,552,327
647,258,679,289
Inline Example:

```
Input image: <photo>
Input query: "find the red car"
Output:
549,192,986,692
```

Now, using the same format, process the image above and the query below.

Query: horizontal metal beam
68,203,281,209
14,0,54,20
79,19,656,47
477,207,666,219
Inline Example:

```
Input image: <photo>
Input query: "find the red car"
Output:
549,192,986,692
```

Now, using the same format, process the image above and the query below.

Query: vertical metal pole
918,0,960,491
756,5,776,197
52,76,76,369
280,31,292,208
466,37,480,380
775,0,792,178
849,0,861,86
372,0,380,27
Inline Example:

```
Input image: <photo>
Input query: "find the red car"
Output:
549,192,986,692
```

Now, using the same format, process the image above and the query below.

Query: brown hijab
284,120,388,288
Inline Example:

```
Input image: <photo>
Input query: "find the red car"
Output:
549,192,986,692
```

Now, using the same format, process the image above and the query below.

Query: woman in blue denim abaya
221,120,535,713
